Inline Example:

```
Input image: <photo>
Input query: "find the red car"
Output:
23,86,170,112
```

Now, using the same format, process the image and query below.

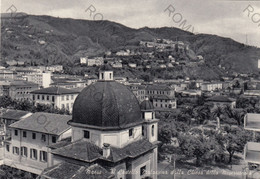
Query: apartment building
31,87,79,112
3,112,71,175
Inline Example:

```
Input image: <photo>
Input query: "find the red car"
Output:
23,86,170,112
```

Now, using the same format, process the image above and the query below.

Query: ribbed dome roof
140,99,154,111
71,81,143,130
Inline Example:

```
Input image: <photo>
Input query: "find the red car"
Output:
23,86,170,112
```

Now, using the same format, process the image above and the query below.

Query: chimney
102,143,110,158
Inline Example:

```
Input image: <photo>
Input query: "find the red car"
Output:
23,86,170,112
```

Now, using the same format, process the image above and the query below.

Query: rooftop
1,109,32,121
41,162,114,179
31,86,79,95
51,139,156,163
244,113,260,132
146,85,172,91
206,95,236,103
244,142,260,164
10,112,71,135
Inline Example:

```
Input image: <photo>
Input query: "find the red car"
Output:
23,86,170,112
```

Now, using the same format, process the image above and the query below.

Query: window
32,133,36,139
30,149,37,160
33,95,35,100
14,130,18,136
129,129,133,137
21,147,28,157
66,103,69,110
52,136,56,143
62,104,65,109
142,126,144,136
47,95,49,100
84,130,90,139
41,134,46,142
140,165,146,176
37,95,40,99
152,125,155,136
23,131,27,138
101,73,104,79
40,151,48,162
61,96,64,101
109,73,112,79
13,147,19,155
42,95,45,100
71,95,74,100
6,144,10,152
52,96,55,102
66,95,69,100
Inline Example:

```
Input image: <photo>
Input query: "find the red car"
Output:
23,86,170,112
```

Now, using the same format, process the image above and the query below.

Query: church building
40,64,159,179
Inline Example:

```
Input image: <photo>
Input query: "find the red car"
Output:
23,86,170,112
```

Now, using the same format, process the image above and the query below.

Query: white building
26,71,52,88
31,87,80,112
80,57,87,64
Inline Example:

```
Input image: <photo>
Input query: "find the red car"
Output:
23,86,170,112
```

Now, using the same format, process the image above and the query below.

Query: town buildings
25,71,52,88
31,87,80,112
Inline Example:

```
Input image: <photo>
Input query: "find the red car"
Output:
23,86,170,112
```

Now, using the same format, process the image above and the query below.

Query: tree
0,96,15,108
224,128,252,163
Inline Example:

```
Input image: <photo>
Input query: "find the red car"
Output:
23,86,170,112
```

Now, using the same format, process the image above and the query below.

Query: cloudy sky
1,0,260,47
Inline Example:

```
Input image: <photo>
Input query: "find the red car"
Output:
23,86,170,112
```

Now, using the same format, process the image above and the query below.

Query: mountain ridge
1,14,260,78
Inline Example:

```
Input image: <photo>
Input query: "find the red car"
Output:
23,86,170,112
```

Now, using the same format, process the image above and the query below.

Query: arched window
152,125,154,136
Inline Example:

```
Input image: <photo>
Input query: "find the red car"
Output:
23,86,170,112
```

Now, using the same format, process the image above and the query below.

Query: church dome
70,81,143,130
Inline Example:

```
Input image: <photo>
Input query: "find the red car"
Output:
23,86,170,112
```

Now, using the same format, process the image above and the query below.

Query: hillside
1,14,260,79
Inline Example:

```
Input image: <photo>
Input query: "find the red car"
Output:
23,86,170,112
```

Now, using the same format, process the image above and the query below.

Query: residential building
3,112,71,175
80,57,87,64
201,82,223,92
128,63,137,68
244,113,260,178
39,66,159,179
152,95,177,110
25,71,52,88
129,85,147,103
0,69,17,79
85,57,104,66
1,80,39,101
31,87,80,112
146,85,175,99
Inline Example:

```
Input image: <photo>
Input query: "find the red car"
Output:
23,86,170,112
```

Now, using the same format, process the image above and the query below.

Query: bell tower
140,97,159,143
99,62,113,81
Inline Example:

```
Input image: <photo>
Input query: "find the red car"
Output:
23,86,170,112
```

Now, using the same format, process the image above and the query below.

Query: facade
39,66,159,179
31,87,80,112
26,71,52,88
85,57,104,66
244,113,260,178
3,112,71,175
1,81,39,101
0,69,17,79
146,85,175,99
201,82,223,92
129,85,147,103
152,95,177,110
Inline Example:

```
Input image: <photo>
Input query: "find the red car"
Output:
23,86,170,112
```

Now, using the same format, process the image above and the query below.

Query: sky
1,0,260,47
